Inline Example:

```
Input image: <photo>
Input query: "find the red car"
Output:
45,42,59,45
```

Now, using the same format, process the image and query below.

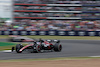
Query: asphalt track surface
0,39,100,60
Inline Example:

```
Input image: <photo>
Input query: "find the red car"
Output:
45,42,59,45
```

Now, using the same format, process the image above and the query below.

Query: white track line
1,50,12,53
89,56,100,57
1,50,100,58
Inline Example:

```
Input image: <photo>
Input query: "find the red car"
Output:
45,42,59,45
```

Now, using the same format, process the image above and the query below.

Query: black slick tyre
16,44,23,53
54,43,62,52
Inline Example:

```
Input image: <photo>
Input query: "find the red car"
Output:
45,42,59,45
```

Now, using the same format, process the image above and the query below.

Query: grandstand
1,0,100,31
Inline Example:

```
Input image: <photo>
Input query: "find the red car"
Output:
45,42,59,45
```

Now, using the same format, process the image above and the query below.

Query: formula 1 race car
12,39,62,53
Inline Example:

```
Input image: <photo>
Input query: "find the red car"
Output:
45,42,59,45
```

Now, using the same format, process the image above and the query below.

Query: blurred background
0,0,100,31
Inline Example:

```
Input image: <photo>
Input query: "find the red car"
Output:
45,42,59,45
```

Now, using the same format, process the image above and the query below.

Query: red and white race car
12,39,62,53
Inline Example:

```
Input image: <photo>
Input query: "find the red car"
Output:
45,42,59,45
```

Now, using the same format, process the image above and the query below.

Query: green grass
0,42,27,50
0,45,14,50
0,57,100,62
0,42,16,50
0,35,100,40
27,36,100,40
0,35,9,39
0,42,16,46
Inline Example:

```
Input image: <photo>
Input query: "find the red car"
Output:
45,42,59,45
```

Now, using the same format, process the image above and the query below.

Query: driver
39,38,44,43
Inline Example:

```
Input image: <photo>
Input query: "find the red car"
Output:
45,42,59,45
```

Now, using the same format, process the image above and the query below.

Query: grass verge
0,42,17,50
27,36,100,40
0,42,28,50
0,57,100,62
0,35,9,39
0,42,16,46
0,46,14,50
0,35,100,40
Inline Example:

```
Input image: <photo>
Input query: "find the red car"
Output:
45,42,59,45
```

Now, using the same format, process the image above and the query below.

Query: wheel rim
37,45,41,52
59,45,62,51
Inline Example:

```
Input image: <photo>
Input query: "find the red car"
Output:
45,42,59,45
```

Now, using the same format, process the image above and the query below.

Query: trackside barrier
0,31,100,36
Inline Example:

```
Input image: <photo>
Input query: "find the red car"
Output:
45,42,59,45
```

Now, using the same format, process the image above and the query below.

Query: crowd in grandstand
8,0,99,31
0,20,100,31
14,6,81,11
14,12,100,18
82,7,100,11
14,6,100,11
14,0,80,4
14,12,80,17
14,0,100,4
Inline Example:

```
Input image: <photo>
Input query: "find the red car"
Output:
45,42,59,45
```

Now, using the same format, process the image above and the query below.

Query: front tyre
54,43,62,52
11,47,15,52
16,44,23,53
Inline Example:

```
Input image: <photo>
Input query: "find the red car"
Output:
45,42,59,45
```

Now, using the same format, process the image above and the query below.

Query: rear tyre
54,43,62,52
16,44,23,53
